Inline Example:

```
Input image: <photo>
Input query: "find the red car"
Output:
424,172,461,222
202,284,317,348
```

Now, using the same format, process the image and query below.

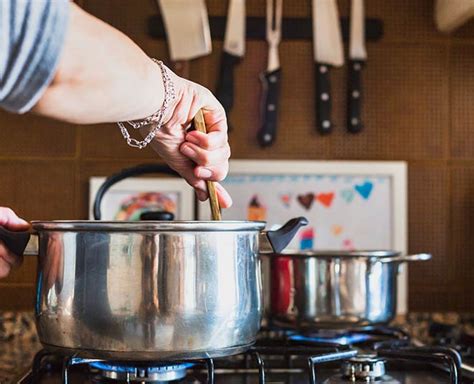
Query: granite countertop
0,312,473,383
0,312,41,384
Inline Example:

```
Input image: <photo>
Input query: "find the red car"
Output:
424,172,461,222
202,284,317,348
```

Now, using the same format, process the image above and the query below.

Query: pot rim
270,250,401,258
31,220,267,232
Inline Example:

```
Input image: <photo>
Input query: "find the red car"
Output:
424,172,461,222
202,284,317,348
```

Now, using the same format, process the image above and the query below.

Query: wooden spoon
193,109,222,220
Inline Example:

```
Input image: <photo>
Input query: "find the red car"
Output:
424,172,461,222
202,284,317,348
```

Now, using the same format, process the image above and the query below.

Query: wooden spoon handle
193,109,222,221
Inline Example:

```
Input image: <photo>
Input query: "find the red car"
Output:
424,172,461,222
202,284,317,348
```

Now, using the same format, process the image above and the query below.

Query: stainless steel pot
0,219,306,361
263,250,431,329
0,164,307,360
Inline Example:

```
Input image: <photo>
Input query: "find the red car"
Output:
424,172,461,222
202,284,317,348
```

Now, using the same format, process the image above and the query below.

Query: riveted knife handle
216,52,241,125
347,60,364,133
316,64,332,135
258,69,281,147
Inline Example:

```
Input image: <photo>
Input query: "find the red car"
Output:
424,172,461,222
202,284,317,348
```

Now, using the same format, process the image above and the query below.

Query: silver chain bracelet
117,59,176,149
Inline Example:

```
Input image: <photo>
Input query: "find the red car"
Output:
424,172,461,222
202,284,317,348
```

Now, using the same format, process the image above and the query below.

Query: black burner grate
27,325,463,384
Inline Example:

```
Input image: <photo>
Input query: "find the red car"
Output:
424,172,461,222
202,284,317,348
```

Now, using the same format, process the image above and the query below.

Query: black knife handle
315,64,332,135
258,69,281,147
216,52,241,122
347,60,364,133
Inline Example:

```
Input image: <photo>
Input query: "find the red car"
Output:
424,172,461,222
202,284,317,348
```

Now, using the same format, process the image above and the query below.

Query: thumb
0,207,30,231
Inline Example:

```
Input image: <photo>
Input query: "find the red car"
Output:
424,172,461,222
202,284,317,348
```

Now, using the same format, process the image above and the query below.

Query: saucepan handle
378,253,432,263
0,226,34,256
259,217,308,254
93,163,179,220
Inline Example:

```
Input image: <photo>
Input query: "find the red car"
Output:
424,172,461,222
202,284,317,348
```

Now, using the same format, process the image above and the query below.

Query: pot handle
0,226,32,256
262,217,308,253
93,163,179,220
378,253,432,263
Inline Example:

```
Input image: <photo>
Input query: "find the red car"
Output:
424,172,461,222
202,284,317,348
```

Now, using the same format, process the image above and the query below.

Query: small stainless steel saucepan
0,163,307,361
263,250,432,329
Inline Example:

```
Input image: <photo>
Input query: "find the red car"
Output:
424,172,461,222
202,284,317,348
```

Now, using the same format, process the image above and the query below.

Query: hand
0,207,30,278
143,71,233,208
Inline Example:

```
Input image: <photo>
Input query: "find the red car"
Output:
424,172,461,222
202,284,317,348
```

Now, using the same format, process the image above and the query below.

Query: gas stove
15,325,474,383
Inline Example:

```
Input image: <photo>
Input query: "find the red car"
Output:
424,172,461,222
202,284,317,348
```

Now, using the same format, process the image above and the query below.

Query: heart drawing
340,189,355,203
355,181,374,200
316,192,335,208
297,193,315,210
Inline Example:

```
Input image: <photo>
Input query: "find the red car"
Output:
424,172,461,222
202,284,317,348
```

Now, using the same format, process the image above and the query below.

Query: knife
157,0,212,78
347,0,367,134
215,0,246,121
312,0,344,135
257,0,282,148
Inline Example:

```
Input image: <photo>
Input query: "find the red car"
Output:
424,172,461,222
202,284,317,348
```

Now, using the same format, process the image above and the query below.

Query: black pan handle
215,51,241,127
257,69,281,147
0,227,31,256
266,217,308,253
347,60,364,133
315,63,332,135
93,163,179,220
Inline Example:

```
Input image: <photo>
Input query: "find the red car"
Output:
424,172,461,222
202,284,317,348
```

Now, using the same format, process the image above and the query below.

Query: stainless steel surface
32,220,266,232
349,0,367,60
276,250,401,258
313,0,344,66
33,228,263,360
24,234,38,256
264,251,432,328
223,0,246,57
156,0,212,61
21,218,304,360
341,354,386,379
378,253,432,263
265,0,282,72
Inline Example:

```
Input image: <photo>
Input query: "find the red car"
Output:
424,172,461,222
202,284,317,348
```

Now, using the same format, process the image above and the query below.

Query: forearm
33,3,164,124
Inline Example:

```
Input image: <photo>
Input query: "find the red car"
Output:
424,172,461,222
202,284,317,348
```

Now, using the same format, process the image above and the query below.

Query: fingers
0,241,23,278
0,257,11,279
215,183,233,208
180,142,230,179
180,167,232,209
0,207,30,230
0,207,27,279
185,130,228,151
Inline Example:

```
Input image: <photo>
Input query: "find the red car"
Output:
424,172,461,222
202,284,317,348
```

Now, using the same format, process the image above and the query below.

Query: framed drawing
89,177,195,221
199,160,409,313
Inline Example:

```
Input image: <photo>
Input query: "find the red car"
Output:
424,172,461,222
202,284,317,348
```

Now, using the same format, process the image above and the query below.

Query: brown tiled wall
0,0,473,311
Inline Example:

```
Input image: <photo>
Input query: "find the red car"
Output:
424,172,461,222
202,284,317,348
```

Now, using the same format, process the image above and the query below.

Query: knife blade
216,0,246,120
257,0,282,148
157,0,212,77
313,0,344,135
347,0,367,134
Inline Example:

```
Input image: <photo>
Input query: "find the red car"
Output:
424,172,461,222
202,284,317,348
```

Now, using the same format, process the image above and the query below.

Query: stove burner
290,332,373,346
89,361,194,382
341,354,386,380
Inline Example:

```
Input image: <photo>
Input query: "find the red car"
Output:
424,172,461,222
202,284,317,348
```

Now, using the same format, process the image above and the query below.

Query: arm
34,3,232,207
33,3,164,124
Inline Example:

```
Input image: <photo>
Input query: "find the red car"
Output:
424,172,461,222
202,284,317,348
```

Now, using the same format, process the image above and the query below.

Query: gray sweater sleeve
0,0,70,113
